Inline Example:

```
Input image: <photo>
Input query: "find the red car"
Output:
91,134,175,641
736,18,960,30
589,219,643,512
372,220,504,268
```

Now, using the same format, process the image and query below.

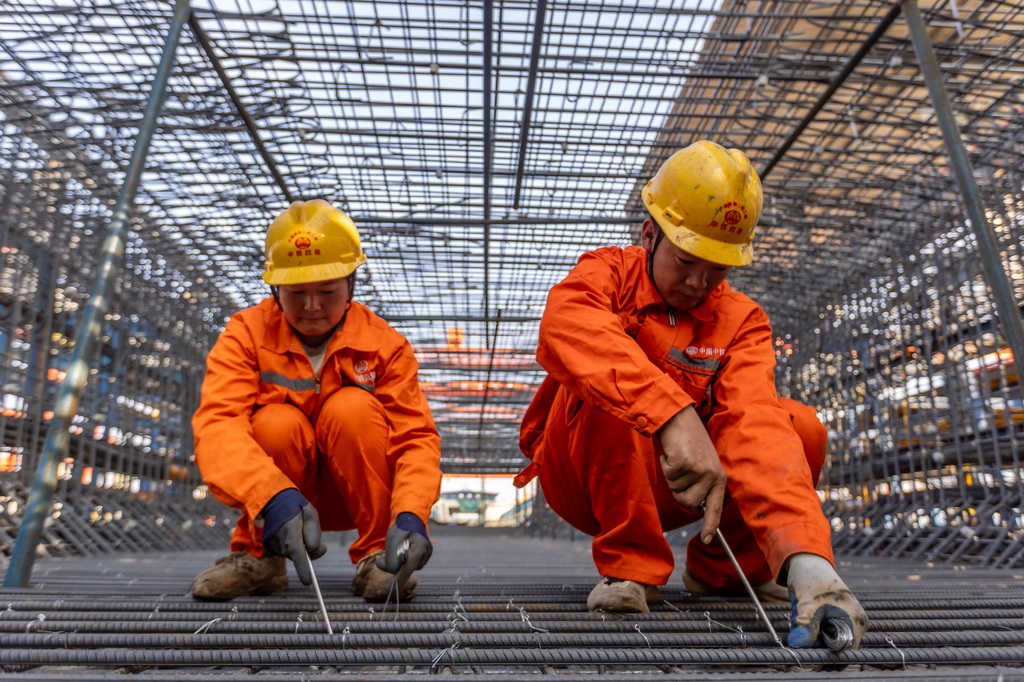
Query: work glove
658,406,727,544
260,488,326,586
376,512,432,590
786,553,869,651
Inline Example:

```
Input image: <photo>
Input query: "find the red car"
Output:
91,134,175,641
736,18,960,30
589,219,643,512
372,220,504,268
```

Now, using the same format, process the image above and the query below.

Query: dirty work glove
260,489,326,586
786,553,869,651
376,512,432,589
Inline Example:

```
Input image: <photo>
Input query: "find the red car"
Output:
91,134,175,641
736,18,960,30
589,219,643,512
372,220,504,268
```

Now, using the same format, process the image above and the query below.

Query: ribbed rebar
2,630,1023,650
2,645,1023,667
2,616,1022,636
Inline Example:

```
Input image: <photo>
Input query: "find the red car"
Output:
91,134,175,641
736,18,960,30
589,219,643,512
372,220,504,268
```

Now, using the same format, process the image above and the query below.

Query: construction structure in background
0,0,1022,574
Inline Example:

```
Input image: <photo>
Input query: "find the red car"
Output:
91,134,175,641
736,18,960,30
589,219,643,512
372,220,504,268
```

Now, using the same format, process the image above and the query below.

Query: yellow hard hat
262,200,367,285
641,140,762,267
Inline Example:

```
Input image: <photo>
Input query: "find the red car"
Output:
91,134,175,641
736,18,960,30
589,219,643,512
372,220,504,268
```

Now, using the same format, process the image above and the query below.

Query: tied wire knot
634,623,652,649
520,607,549,633
25,614,45,633
429,641,460,674
43,629,73,649
192,618,221,635
886,635,907,670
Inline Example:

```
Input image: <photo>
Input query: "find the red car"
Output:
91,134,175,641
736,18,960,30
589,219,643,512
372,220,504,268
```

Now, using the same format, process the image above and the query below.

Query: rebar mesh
1,528,1023,678
0,0,1022,566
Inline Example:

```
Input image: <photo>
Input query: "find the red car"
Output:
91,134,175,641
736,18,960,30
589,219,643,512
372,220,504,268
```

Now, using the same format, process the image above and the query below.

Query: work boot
682,567,789,602
351,549,418,602
190,551,288,601
586,576,661,613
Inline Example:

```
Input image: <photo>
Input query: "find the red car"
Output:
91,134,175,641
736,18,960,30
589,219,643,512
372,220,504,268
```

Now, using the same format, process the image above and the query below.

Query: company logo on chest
353,359,376,385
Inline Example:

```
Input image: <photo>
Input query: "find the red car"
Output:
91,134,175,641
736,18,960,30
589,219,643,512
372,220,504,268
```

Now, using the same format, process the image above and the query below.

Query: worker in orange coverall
515,140,868,649
190,200,441,602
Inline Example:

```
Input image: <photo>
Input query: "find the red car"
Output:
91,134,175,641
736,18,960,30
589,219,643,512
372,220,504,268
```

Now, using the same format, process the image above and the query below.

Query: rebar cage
1,0,1022,567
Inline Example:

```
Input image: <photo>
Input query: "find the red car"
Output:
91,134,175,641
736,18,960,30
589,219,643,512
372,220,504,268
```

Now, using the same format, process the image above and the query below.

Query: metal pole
512,0,548,208
482,0,493,331
5,0,192,588
901,0,1024,375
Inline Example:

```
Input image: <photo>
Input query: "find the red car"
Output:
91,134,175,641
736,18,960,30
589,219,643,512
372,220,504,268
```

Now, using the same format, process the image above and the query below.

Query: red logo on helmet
718,201,749,235
288,229,320,251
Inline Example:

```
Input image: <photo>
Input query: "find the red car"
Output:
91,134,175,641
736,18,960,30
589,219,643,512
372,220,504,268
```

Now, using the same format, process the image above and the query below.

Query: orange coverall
515,246,832,590
193,297,442,563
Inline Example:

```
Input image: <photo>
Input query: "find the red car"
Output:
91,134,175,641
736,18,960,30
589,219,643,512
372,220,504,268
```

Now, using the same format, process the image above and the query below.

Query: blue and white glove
261,488,326,586
786,553,868,651
376,512,432,589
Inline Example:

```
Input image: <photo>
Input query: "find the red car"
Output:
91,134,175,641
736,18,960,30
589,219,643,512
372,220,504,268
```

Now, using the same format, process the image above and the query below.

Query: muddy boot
190,551,288,601
682,567,789,602
351,549,418,602
586,576,659,613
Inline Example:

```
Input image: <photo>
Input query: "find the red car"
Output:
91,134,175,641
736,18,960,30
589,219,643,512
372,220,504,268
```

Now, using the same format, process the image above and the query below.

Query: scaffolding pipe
482,0,493,336
3,0,192,588
902,0,1024,372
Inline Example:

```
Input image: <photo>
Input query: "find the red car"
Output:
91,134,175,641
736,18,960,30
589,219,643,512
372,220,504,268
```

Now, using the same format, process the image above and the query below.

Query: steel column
4,0,192,588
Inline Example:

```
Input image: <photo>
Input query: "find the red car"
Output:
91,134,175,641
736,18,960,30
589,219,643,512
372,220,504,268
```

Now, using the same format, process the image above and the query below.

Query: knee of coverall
778,397,827,486
251,403,317,487
685,399,827,590
315,386,390,470
536,389,679,584
533,388,605,536
316,386,393,562
229,404,316,555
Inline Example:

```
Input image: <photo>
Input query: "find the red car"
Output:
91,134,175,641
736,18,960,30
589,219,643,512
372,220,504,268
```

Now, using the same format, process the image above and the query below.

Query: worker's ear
640,219,658,251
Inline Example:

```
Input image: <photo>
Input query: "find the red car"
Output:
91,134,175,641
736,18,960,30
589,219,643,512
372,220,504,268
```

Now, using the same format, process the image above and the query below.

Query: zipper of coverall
307,303,352,397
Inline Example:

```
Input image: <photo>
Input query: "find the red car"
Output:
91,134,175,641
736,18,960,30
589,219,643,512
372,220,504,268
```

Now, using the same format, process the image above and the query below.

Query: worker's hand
657,406,727,544
376,512,432,591
786,553,869,651
260,488,326,586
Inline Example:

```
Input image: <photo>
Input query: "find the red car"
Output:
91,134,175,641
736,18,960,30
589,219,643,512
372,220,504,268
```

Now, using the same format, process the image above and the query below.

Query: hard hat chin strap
646,227,678,316
646,226,666,282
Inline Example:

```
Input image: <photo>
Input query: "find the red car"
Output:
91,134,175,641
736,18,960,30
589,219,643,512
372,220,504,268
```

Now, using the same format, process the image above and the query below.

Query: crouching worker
514,141,868,649
190,200,441,602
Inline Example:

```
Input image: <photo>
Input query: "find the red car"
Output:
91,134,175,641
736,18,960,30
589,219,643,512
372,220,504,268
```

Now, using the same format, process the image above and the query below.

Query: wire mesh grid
2,527,1024,678
0,0,1023,564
